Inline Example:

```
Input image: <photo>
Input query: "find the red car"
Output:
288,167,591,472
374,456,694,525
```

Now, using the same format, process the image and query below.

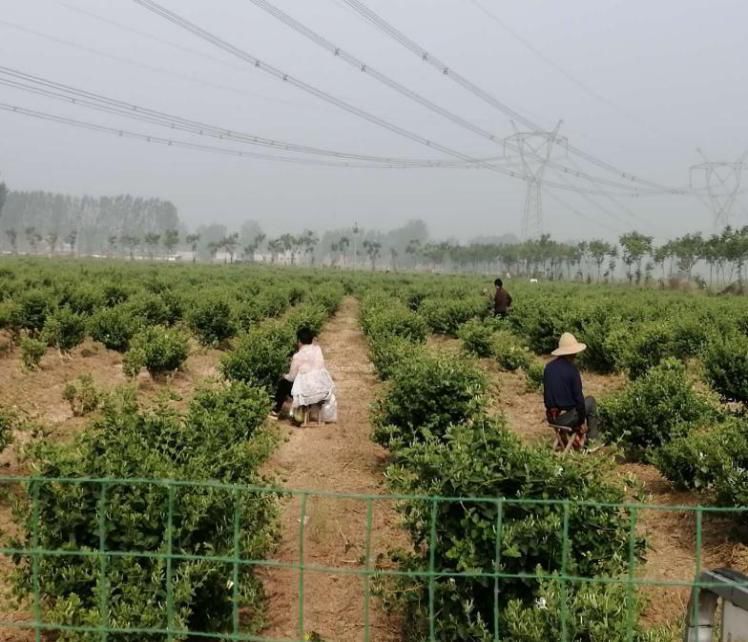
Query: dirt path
261,298,404,642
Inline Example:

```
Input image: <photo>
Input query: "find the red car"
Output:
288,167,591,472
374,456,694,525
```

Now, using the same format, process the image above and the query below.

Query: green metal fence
0,476,746,641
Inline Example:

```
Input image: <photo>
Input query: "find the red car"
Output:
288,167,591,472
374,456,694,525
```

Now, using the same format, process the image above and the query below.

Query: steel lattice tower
504,121,566,239
690,149,746,230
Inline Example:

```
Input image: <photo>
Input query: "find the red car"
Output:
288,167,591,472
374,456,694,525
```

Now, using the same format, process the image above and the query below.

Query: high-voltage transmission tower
504,121,566,239
690,149,746,230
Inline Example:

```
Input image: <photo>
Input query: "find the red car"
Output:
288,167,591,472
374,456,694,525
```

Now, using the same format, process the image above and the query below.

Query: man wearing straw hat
543,332,599,448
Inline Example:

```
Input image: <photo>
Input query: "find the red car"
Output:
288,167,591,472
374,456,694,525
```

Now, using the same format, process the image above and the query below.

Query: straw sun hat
551,332,587,357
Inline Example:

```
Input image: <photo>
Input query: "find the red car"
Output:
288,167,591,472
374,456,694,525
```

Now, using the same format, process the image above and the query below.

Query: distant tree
587,240,615,281
5,228,17,254
652,243,672,283
46,232,59,256
221,232,240,263
0,182,7,221
405,239,422,267
143,233,161,259
162,229,180,256
619,231,653,284
185,233,201,263
120,235,139,260
390,247,399,272
267,238,283,263
207,241,220,262
242,233,266,262
301,230,318,265
107,235,118,257
24,226,41,254
64,230,78,256
363,239,382,271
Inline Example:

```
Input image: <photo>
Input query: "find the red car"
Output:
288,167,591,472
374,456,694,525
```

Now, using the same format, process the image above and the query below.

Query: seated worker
493,278,513,318
272,327,334,421
543,332,599,449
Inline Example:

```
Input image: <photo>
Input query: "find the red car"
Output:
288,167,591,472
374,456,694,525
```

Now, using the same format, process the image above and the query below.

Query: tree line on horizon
0,185,746,287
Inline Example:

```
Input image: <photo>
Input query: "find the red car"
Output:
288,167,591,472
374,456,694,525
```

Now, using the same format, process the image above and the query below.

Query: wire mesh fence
0,476,746,641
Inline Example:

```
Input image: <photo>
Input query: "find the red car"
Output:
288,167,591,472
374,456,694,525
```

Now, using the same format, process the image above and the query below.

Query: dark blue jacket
543,357,586,421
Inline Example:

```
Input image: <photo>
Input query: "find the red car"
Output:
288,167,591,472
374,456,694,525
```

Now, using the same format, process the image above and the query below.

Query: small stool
550,424,581,454
301,403,324,427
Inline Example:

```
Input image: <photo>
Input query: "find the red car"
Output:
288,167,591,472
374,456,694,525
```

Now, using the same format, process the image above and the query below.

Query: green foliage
123,326,189,378
457,318,495,357
372,349,487,449
382,418,643,641
419,295,487,336
11,289,51,333
88,306,139,352
221,319,295,390
368,335,424,380
0,407,15,453
16,383,276,640
360,293,427,343
62,374,103,416
495,331,532,372
617,320,675,379
524,361,545,392
188,297,236,346
654,417,748,511
42,307,87,353
601,358,714,459
503,576,671,642
20,336,46,370
702,332,748,402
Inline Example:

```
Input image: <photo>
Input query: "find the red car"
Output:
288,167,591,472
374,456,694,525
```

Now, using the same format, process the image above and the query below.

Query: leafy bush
524,361,545,392
617,320,675,379
577,308,625,374
20,336,46,370
601,358,714,459
419,296,487,336
0,408,15,453
493,331,531,371
62,374,103,416
368,335,424,380
42,307,87,353
372,349,486,449
11,289,52,333
286,304,327,337
458,318,495,357
702,332,748,403
361,294,427,343
88,306,139,352
381,418,643,641
15,384,276,639
503,575,670,642
188,297,236,346
123,326,189,378
221,319,295,390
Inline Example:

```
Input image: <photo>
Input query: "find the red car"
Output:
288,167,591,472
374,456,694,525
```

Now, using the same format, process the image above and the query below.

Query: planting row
359,291,669,642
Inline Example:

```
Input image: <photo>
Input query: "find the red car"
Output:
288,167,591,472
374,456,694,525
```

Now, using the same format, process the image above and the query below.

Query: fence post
165,483,176,642
363,497,374,642
428,498,438,642
30,480,42,642
97,482,109,642
625,506,639,642
560,501,570,642
231,488,242,636
493,498,504,642
298,492,309,642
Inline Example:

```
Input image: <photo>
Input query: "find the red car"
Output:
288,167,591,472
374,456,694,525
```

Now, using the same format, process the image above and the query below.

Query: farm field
0,258,746,641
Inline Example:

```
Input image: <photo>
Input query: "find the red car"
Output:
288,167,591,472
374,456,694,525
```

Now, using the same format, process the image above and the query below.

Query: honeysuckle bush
0,407,15,453
187,296,237,347
372,349,487,450
457,318,496,358
377,417,648,642
601,358,717,460
122,325,190,378
42,307,87,353
87,305,139,352
494,331,533,372
360,291,428,343
13,382,277,641
702,331,748,403
654,417,748,513
418,295,489,336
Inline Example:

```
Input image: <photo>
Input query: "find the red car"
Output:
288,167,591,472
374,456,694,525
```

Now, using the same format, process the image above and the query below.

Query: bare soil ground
260,297,406,642
0,338,223,641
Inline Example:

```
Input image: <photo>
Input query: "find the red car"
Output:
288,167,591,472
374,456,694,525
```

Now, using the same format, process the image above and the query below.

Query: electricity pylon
690,149,746,230
504,121,566,239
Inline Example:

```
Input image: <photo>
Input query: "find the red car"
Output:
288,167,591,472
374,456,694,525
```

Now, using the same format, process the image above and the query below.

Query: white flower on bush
535,596,548,610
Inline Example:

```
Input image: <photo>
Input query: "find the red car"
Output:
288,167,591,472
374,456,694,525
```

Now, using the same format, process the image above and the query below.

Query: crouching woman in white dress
271,327,337,423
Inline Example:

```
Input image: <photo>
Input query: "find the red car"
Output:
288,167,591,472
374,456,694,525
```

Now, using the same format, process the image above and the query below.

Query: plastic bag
320,393,337,423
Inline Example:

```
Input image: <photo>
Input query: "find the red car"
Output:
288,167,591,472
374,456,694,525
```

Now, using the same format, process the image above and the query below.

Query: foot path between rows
260,297,404,642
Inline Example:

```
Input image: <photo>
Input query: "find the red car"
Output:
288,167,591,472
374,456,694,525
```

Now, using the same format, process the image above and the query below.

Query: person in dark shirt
493,278,513,318
543,332,599,449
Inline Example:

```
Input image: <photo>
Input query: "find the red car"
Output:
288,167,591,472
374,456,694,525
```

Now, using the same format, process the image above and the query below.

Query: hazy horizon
1,0,747,243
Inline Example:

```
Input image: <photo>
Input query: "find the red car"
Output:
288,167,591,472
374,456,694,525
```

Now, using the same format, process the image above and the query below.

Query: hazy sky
1,0,747,241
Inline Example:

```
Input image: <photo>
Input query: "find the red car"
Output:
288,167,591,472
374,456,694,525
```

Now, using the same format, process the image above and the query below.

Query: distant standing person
543,333,599,449
493,278,513,318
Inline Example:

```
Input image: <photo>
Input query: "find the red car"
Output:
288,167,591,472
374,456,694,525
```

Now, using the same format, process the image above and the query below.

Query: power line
338,0,686,195
243,0,654,195
0,101,469,169
0,65,494,167
131,0,665,199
